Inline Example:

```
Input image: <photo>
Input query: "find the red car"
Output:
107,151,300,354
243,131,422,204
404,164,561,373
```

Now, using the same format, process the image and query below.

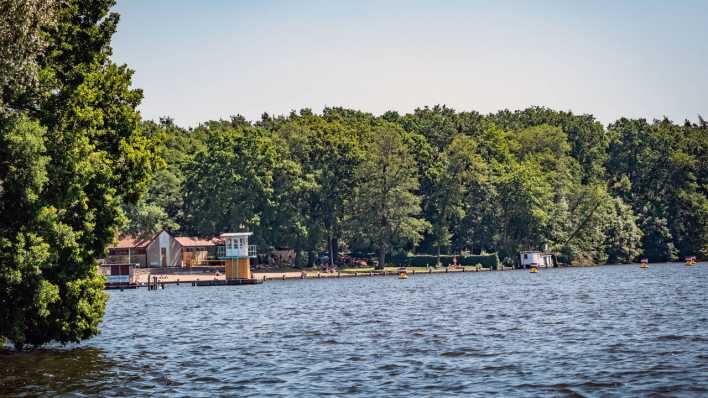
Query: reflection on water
2,263,707,397
0,347,119,396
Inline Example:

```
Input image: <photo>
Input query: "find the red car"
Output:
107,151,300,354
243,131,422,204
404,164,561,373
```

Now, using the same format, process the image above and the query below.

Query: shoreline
113,261,698,288
124,265,512,286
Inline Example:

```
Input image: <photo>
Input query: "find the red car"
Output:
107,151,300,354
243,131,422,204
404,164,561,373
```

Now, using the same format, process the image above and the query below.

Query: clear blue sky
111,0,708,127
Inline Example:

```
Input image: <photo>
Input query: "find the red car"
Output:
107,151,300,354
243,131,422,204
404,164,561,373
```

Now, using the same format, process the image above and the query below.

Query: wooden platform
195,278,263,286
105,283,139,290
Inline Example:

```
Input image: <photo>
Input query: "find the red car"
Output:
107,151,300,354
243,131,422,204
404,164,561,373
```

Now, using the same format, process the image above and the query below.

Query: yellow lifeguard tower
220,232,258,282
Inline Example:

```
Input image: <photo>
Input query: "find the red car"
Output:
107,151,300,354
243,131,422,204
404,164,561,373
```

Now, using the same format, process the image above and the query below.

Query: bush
395,253,500,268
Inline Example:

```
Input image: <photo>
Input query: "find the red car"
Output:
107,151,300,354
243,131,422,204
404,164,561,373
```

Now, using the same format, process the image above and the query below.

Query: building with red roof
106,231,238,268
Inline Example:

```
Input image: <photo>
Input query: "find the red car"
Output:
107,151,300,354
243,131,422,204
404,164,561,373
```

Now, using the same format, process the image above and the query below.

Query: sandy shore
130,266,496,285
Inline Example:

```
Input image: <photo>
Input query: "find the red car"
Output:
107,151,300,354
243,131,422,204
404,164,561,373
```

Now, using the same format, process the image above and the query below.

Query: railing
224,245,258,258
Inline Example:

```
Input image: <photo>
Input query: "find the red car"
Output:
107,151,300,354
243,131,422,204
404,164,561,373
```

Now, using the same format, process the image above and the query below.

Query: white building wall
520,251,543,267
146,231,179,267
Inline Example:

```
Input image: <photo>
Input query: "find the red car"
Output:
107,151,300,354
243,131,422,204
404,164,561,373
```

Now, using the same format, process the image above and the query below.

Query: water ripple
1,263,707,397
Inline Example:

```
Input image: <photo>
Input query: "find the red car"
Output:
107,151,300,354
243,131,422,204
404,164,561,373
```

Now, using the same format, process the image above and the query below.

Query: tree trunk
294,247,302,267
436,245,441,266
331,236,339,266
328,231,335,267
378,244,386,269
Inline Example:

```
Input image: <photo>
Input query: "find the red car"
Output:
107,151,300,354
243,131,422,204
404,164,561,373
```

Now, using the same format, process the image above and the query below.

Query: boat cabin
519,251,556,269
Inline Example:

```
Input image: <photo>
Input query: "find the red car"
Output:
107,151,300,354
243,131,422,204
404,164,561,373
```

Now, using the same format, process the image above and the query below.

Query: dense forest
127,106,707,267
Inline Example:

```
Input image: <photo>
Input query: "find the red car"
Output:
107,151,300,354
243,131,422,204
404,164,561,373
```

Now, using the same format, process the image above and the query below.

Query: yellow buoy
529,265,539,273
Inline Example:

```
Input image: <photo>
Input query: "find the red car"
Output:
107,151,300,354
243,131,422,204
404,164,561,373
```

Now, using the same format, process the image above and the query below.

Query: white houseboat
519,251,557,269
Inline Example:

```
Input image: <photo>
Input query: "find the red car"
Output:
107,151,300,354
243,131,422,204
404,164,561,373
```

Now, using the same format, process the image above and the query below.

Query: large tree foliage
346,123,430,266
0,0,159,348
274,110,364,265
181,123,305,249
607,118,707,261
426,135,487,263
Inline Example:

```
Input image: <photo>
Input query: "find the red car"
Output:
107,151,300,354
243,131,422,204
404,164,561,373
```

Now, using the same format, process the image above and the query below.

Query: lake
2,263,707,397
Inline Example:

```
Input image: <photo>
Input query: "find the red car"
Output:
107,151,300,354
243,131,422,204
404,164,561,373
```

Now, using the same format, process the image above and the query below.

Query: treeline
126,106,707,265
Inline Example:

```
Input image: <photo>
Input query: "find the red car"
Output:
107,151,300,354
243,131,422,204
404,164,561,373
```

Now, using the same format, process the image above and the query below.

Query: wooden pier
194,278,263,286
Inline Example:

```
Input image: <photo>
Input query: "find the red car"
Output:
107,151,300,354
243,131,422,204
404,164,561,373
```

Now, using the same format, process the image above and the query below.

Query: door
161,248,167,268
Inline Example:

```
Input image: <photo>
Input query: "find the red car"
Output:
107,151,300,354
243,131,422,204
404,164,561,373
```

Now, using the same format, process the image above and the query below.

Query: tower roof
219,232,253,238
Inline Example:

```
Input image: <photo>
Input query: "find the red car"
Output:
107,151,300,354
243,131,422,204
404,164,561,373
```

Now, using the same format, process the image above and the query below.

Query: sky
110,0,708,127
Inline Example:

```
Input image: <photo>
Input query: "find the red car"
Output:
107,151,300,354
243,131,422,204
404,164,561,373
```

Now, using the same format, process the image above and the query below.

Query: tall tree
427,134,487,263
607,117,706,260
182,124,306,249
494,161,554,260
274,111,363,266
346,123,429,266
1,0,160,348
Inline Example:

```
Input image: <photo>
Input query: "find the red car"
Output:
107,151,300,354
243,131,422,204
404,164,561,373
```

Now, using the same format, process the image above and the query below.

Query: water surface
2,263,707,397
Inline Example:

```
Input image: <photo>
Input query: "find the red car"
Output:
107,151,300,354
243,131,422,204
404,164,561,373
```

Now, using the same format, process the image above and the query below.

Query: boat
519,251,557,269
685,256,697,266
529,264,539,273
640,258,649,269
398,267,408,279
104,264,139,290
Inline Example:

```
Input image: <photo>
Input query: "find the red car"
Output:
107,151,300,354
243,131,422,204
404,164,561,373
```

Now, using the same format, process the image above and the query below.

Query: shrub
396,253,500,268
